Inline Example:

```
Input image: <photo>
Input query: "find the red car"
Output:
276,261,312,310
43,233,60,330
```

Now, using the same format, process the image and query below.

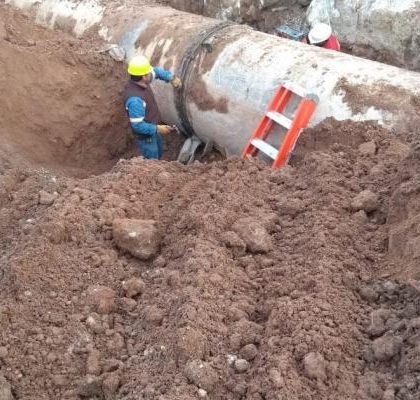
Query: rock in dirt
86,285,116,315
233,218,273,254
351,190,379,212
372,334,403,361
38,190,57,205
156,171,172,185
122,277,145,298
240,344,258,361
184,360,218,392
382,281,398,295
0,374,14,400
234,359,250,373
303,352,327,381
359,286,379,302
358,141,377,156
76,375,103,397
367,309,391,337
86,312,105,334
353,210,369,224
113,219,161,260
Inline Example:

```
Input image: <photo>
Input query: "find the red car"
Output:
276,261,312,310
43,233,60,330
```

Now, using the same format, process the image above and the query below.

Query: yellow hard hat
127,55,153,76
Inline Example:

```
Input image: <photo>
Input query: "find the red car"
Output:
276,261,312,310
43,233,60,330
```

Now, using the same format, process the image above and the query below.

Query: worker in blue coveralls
123,55,182,159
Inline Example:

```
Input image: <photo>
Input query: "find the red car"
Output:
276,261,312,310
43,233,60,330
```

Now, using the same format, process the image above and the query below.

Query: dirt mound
386,145,420,281
1,117,419,399
357,280,420,400
0,5,133,177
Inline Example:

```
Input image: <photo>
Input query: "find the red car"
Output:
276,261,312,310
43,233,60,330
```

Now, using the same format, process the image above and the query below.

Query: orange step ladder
241,82,319,168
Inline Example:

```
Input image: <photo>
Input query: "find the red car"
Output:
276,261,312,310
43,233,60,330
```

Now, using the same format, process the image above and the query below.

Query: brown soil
1,4,420,400
1,115,420,399
0,6,133,177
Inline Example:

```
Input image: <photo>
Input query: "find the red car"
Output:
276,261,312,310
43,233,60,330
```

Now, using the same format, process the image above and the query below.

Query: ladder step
267,111,293,129
251,139,279,160
282,81,307,98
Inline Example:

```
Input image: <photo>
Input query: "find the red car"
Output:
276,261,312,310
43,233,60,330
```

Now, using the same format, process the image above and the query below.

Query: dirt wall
0,6,132,177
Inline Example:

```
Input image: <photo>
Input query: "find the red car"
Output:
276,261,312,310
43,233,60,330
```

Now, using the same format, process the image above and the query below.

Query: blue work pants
136,133,163,160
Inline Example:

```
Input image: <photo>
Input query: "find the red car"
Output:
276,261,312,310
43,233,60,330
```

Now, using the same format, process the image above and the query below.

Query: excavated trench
0,5,187,178
1,3,420,400
0,7,130,177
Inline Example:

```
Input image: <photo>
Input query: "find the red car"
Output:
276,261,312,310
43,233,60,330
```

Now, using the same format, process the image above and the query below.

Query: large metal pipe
7,0,420,156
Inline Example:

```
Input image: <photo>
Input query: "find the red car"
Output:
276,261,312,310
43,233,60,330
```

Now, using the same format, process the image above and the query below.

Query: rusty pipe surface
7,0,420,156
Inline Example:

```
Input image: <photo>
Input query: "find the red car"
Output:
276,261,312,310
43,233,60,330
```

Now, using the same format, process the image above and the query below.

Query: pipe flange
175,21,235,138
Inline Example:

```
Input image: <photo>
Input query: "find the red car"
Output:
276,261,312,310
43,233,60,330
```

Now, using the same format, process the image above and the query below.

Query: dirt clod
239,344,258,361
38,190,57,205
358,140,377,156
86,285,117,315
233,218,273,254
176,327,208,363
86,349,102,376
220,231,246,256
351,190,380,212
359,286,379,302
372,334,403,361
303,352,327,381
143,305,164,326
120,297,137,312
113,219,161,260
122,277,145,298
76,375,103,398
184,360,219,392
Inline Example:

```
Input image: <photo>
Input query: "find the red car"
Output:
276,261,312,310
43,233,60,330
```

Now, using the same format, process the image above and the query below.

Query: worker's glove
157,125,174,135
170,76,182,89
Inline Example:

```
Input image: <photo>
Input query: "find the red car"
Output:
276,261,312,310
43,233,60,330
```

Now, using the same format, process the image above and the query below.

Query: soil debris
1,3,420,399
1,117,419,399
